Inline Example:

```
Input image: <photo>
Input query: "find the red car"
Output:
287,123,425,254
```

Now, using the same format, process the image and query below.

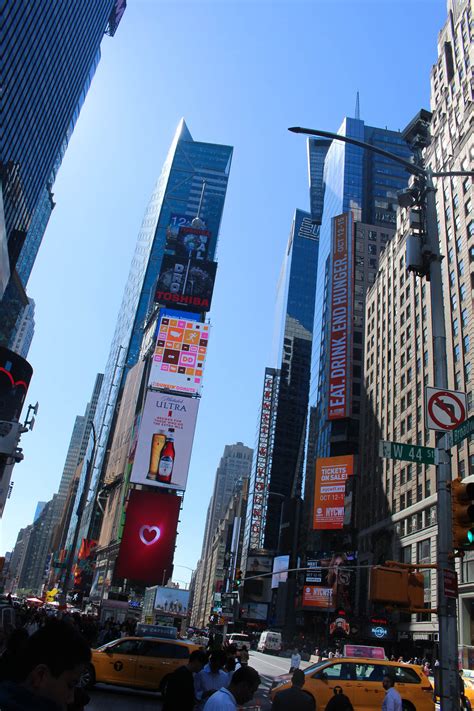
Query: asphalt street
88,650,313,710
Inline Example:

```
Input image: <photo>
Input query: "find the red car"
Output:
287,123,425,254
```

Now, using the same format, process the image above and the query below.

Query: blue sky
1,0,447,585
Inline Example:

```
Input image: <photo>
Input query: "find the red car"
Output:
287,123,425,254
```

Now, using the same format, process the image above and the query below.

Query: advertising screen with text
313,455,354,529
115,490,180,585
302,585,334,609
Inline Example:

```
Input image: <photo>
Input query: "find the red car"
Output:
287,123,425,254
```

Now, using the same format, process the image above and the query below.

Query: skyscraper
1,0,125,344
67,120,233,566
9,298,35,358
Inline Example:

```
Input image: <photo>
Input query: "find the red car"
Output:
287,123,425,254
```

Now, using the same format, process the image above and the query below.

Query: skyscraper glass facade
68,120,233,548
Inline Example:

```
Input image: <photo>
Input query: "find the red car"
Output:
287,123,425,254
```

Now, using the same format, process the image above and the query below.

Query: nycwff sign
328,213,352,420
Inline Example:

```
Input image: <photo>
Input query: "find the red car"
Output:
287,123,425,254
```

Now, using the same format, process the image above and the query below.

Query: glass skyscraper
68,119,233,551
1,0,124,345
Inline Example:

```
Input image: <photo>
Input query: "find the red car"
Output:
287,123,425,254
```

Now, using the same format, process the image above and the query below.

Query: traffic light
370,566,424,609
451,478,474,551
233,569,243,589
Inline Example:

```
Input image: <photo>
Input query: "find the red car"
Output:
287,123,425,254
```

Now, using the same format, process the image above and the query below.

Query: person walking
325,686,354,711
272,669,315,710
162,649,207,711
195,651,229,709
239,645,249,666
203,666,260,710
382,674,402,711
290,648,302,673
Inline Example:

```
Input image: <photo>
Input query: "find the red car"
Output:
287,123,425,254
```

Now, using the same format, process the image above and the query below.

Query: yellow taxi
271,657,435,711
84,636,200,692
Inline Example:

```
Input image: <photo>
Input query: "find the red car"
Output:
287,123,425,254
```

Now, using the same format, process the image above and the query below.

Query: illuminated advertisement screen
302,585,334,609
271,555,290,589
154,587,190,616
155,256,217,312
176,226,210,261
115,490,180,585
149,312,209,395
313,455,354,530
130,391,199,491
328,213,353,420
240,602,268,621
305,552,357,612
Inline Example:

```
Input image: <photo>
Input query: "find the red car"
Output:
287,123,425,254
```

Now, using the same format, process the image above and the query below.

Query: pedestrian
382,673,402,711
239,645,249,666
422,661,430,677
162,649,207,711
195,651,229,709
272,669,315,710
0,619,91,711
325,685,354,711
290,647,302,673
203,665,260,710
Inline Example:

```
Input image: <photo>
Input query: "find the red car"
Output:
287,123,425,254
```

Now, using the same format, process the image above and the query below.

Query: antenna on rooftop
355,91,360,120
192,181,206,229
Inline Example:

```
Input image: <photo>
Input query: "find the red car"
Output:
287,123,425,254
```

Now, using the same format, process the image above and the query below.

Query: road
88,651,313,710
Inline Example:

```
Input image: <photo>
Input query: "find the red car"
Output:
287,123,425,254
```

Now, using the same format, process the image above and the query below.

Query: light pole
289,114,473,711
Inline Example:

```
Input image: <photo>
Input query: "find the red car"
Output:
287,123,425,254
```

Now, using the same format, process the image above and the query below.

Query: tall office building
10,298,35,358
1,0,125,344
4,525,32,594
243,209,319,562
67,120,233,567
191,443,253,627
357,0,473,651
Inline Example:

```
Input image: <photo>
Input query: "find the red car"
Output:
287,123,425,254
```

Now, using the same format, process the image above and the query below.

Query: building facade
1,0,125,344
358,0,473,650
9,298,35,358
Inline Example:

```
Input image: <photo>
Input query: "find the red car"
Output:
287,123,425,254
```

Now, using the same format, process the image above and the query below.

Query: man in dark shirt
272,669,315,711
162,649,207,711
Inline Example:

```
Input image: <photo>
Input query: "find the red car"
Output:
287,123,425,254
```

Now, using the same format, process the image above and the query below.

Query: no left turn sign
425,386,467,431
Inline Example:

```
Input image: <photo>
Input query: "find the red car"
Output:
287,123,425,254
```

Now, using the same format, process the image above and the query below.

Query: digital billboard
240,602,268,621
302,585,334,609
149,313,209,395
130,391,199,491
154,586,190,616
176,226,210,261
155,256,217,312
115,490,180,585
328,213,353,420
304,552,357,612
271,555,290,589
313,455,354,530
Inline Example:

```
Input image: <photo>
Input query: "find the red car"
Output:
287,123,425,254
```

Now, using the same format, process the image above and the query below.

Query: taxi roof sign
135,623,177,639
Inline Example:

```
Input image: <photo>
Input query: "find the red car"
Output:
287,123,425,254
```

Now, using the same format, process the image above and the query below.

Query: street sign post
379,440,439,465
426,387,467,431
444,415,474,450
443,569,458,599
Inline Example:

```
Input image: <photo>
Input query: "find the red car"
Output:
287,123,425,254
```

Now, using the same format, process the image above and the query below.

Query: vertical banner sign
328,213,353,420
249,369,280,550
313,455,355,530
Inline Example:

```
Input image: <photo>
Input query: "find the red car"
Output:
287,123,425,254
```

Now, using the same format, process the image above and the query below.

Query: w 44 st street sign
379,440,439,466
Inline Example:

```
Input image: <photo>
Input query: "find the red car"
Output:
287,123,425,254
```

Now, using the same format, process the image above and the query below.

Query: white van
226,633,251,650
257,630,282,654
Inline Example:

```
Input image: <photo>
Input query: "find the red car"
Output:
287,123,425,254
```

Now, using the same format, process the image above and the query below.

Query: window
109,640,142,655
417,538,430,562
316,663,357,680
464,335,470,353
401,545,412,563
454,344,461,362
140,641,189,659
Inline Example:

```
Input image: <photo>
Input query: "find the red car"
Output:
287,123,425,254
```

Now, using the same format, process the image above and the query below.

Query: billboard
130,391,199,491
155,256,217,312
328,213,353,420
302,585,334,609
115,490,180,584
313,455,354,530
304,552,357,612
240,602,268,621
271,555,290,589
175,226,210,261
154,586,190,616
249,368,280,550
149,313,209,395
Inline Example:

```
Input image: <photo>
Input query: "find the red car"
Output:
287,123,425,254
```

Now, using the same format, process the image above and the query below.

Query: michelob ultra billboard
130,391,199,491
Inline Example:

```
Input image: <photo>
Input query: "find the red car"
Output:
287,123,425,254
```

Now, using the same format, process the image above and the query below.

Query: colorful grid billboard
130,391,199,491
115,490,180,585
328,213,353,420
149,313,209,395
155,256,217,312
313,455,354,530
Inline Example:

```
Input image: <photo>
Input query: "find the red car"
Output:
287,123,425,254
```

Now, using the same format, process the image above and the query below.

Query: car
226,633,252,650
83,635,200,692
270,657,435,711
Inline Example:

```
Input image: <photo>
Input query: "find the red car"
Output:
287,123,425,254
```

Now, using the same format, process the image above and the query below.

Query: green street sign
379,440,439,466
445,415,474,449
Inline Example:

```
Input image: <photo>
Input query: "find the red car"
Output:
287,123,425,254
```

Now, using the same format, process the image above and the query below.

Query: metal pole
425,170,459,711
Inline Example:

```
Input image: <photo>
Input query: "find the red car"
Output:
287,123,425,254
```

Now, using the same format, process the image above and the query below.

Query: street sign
426,387,467,432
445,415,474,450
379,440,439,466
442,569,458,599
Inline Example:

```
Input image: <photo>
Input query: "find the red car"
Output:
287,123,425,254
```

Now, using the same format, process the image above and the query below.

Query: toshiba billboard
328,213,353,420
313,455,354,530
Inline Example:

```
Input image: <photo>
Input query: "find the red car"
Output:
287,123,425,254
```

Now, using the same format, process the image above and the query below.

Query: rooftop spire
355,91,360,120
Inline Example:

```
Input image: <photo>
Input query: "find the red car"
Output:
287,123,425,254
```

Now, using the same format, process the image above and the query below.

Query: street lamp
289,114,473,711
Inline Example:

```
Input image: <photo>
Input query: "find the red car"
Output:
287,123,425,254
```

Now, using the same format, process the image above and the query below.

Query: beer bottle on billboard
147,431,166,481
158,433,175,483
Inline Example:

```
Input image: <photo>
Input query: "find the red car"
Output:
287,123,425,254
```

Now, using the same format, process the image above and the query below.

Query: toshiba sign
328,213,353,420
